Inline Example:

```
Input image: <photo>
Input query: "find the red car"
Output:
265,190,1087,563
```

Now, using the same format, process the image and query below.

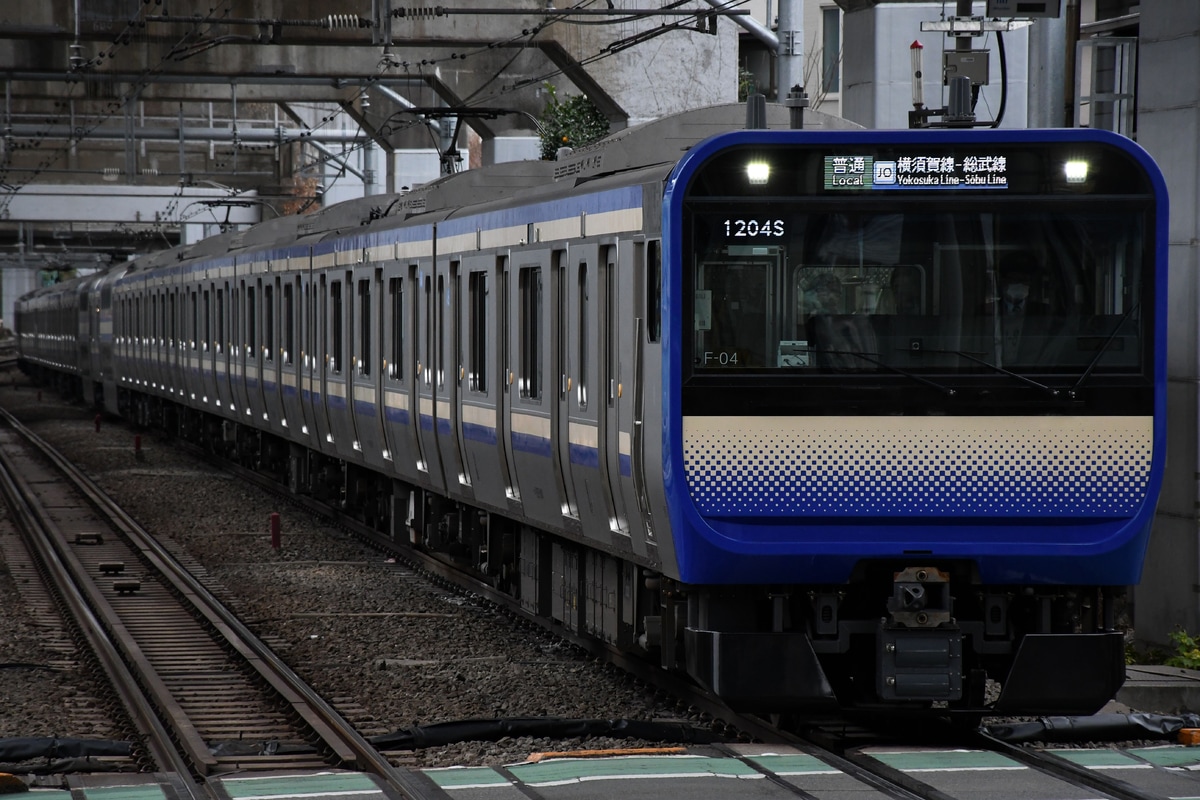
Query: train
15,101,1168,718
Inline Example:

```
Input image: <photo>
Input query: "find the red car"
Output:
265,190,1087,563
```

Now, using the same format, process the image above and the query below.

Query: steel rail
0,422,207,796
0,407,441,800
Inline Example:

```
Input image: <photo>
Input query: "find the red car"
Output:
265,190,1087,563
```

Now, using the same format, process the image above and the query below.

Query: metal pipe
4,124,368,143
372,85,443,134
306,140,365,181
701,0,777,49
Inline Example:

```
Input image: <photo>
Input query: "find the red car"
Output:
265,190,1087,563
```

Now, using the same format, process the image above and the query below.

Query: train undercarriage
64,380,1127,718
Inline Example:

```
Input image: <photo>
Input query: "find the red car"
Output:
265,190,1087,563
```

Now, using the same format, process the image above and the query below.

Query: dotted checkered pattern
682,416,1153,516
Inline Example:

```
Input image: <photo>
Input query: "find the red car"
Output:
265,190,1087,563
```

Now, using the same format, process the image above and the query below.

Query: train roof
396,101,862,218
78,101,865,271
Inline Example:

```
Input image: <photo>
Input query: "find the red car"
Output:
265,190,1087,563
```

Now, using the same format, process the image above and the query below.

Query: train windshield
680,140,1157,414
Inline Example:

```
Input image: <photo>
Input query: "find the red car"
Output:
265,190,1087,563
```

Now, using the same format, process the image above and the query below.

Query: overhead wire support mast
909,12,1032,128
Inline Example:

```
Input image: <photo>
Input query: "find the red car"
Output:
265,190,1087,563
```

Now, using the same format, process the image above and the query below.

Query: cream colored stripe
511,411,551,438
569,421,598,448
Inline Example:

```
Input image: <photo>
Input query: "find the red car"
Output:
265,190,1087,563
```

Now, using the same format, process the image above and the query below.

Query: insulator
325,14,367,29
393,7,444,19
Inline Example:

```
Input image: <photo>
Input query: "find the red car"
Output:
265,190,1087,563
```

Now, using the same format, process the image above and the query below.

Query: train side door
415,264,448,495
378,263,422,484
350,266,386,470
279,273,308,440
601,243,631,536
202,283,219,411
460,254,509,510
507,256,560,526
303,270,334,455
444,259,472,500
497,262,521,504
260,275,283,429
558,248,587,530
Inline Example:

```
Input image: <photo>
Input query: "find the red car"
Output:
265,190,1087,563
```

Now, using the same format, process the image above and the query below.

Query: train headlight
1064,160,1089,184
746,160,770,185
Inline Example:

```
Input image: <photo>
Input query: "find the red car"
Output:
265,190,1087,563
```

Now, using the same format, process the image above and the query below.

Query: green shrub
538,83,609,161
1165,628,1200,669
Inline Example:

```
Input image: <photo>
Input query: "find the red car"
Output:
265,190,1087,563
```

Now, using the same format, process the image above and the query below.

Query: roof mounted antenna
785,84,809,129
745,93,767,129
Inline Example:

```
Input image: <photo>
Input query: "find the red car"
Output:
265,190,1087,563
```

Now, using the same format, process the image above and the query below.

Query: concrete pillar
1135,4,1200,647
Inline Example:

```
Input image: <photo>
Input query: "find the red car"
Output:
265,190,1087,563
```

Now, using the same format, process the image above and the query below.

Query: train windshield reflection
689,209,1146,375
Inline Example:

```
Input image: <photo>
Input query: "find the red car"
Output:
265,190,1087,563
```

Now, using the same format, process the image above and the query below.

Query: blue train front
661,128,1167,714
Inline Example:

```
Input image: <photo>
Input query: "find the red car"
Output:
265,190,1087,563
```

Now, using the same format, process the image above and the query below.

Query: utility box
986,0,1061,17
943,50,990,86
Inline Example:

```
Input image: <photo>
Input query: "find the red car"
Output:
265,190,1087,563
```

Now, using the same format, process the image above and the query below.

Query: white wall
1132,3,1200,647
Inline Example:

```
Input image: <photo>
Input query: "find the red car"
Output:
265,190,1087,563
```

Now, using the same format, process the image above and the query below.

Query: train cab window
358,278,371,376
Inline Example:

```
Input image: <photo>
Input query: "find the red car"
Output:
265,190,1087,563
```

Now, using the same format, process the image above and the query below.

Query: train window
191,292,198,350
437,274,446,389
606,248,617,405
307,282,316,371
247,285,257,359
468,270,487,393
388,277,403,379
264,283,274,363
577,262,588,409
203,290,211,353
519,266,543,401
283,283,294,366
330,280,343,374
358,278,371,376
217,288,225,355
423,275,432,388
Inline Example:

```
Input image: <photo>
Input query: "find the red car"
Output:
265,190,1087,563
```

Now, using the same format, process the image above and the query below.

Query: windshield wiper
814,347,958,397
941,349,1062,398
1069,303,1139,396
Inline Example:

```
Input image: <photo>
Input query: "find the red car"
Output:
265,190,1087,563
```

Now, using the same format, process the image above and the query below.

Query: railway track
0,406,432,797
0,389,1188,800
179,432,1188,800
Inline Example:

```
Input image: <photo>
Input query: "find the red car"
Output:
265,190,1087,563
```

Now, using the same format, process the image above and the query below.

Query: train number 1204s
724,218,785,237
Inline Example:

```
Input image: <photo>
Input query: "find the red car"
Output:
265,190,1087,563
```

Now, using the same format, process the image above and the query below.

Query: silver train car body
20,103,833,674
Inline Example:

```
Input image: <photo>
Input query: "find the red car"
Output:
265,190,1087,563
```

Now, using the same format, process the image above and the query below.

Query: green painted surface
219,772,381,798
1049,749,1145,768
1127,745,1200,768
745,753,839,774
84,787,168,800
423,768,510,789
506,755,759,784
868,750,1023,771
